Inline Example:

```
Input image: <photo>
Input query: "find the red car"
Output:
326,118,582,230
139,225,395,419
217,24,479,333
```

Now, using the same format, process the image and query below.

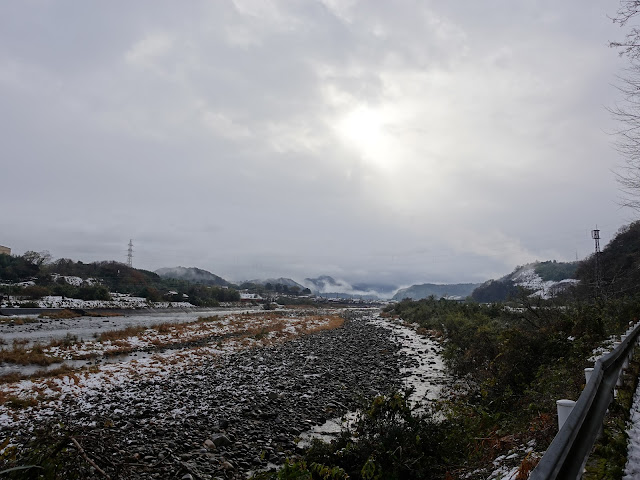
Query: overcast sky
1,0,636,286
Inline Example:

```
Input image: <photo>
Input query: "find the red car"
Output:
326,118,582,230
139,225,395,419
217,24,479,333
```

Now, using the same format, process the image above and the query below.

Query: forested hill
155,266,232,287
574,221,640,299
392,283,479,301
0,253,240,306
471,260,579,303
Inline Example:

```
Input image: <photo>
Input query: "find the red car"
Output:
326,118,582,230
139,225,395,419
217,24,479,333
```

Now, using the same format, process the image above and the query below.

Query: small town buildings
0,245,10,255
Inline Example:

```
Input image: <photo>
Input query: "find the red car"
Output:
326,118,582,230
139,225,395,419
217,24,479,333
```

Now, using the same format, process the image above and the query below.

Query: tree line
0,253,240,306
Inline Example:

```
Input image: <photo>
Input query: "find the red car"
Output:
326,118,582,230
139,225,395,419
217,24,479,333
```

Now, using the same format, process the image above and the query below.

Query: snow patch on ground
0,309,344,430
623,375,640,479
370,315,447,405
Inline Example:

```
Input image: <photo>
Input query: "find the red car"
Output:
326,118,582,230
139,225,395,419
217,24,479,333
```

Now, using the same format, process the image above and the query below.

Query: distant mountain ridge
392,283,480,301
246,277,305,289
155,266,232,287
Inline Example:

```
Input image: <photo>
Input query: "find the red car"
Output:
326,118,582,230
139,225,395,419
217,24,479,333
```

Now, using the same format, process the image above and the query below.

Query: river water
0,307,261,346
298,313,448,446
0,307,262,376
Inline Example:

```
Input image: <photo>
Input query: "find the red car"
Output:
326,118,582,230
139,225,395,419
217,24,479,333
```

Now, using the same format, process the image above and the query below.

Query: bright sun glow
336,106,394,169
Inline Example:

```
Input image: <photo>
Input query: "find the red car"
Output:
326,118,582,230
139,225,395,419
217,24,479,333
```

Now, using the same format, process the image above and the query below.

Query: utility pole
591,227,602,298
127,239,134,268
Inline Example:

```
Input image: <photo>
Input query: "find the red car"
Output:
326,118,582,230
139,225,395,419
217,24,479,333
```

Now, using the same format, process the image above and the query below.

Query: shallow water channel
0,307,261,376
298,314,448,446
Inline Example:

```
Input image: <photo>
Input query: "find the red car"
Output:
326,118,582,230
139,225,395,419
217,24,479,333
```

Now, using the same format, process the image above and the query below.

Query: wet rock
211,434,231,447
2,311,447,480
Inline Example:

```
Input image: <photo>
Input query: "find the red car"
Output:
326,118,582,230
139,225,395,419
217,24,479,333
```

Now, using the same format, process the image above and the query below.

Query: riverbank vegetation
255,223,640,479
252,296,639,480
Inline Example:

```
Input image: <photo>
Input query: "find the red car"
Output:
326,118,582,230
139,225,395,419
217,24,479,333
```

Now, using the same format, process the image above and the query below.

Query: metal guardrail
529,321,640,480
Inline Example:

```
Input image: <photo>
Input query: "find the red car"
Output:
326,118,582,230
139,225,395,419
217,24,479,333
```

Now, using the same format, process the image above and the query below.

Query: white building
0,245,10,255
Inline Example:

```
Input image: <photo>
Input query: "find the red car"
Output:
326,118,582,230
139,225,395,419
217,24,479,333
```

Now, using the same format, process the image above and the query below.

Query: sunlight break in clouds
0,0,630,286
335,104,396,170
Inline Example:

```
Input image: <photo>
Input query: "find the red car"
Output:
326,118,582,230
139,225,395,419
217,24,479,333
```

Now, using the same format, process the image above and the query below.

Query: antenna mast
127,239,134,268
591,227,601,298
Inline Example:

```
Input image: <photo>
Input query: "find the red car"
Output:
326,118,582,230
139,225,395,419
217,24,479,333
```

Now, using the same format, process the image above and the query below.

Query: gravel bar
2,312,418,479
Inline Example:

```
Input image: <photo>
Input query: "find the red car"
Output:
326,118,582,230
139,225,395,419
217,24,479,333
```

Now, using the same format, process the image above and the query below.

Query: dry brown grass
416,327,438,338
0,372,23,384
40,309,81,320
97,325,146,342
301,315,345,333
0,363,81,388
156,323,173,334
516,453,540,479
4,396,38,409
0,343,62,366
0,316,39,325
246,321,287,338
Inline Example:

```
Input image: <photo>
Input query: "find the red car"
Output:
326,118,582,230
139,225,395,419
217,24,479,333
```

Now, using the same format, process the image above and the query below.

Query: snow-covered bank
623,375,640,478
370,315,447,404
299,312,448,447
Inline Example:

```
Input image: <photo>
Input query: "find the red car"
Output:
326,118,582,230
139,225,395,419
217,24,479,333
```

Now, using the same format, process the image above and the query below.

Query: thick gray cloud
1,0,633,285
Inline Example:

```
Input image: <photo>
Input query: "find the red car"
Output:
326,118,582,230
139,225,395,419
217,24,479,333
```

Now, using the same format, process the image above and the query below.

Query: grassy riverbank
255,296,640,480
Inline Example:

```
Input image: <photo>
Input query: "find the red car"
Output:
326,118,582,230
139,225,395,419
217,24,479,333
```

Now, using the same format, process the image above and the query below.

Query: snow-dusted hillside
472,261,579,302
511,265,579,299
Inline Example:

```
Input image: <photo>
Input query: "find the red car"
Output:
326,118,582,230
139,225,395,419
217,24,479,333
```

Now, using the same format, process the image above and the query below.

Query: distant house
0,245,10,255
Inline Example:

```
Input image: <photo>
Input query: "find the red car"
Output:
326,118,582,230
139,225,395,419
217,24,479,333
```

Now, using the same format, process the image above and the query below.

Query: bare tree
610,1,640,210
22,250,52,266
609,69,640,210
611,1,640,59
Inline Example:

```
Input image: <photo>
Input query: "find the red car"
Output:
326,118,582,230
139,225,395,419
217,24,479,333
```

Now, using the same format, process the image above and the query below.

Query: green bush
302,393,465,480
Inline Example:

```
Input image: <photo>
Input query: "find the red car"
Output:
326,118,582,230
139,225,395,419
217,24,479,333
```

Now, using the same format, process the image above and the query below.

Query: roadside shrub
385,295,640,469
302,392,465,480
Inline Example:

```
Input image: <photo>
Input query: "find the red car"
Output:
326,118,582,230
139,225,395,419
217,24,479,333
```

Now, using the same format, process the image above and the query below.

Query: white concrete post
584,367,594,384
613,342,625,386
621,336,631,368
557,399,576,430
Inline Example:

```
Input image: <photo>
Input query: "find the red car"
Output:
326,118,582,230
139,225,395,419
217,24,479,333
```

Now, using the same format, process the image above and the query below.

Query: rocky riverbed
0,311,443,479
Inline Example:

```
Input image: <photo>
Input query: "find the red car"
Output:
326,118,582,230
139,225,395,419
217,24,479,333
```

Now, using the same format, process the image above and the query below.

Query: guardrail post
621,336,631,369
584,367,594,384
557,399,576,430
613,342,624,387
